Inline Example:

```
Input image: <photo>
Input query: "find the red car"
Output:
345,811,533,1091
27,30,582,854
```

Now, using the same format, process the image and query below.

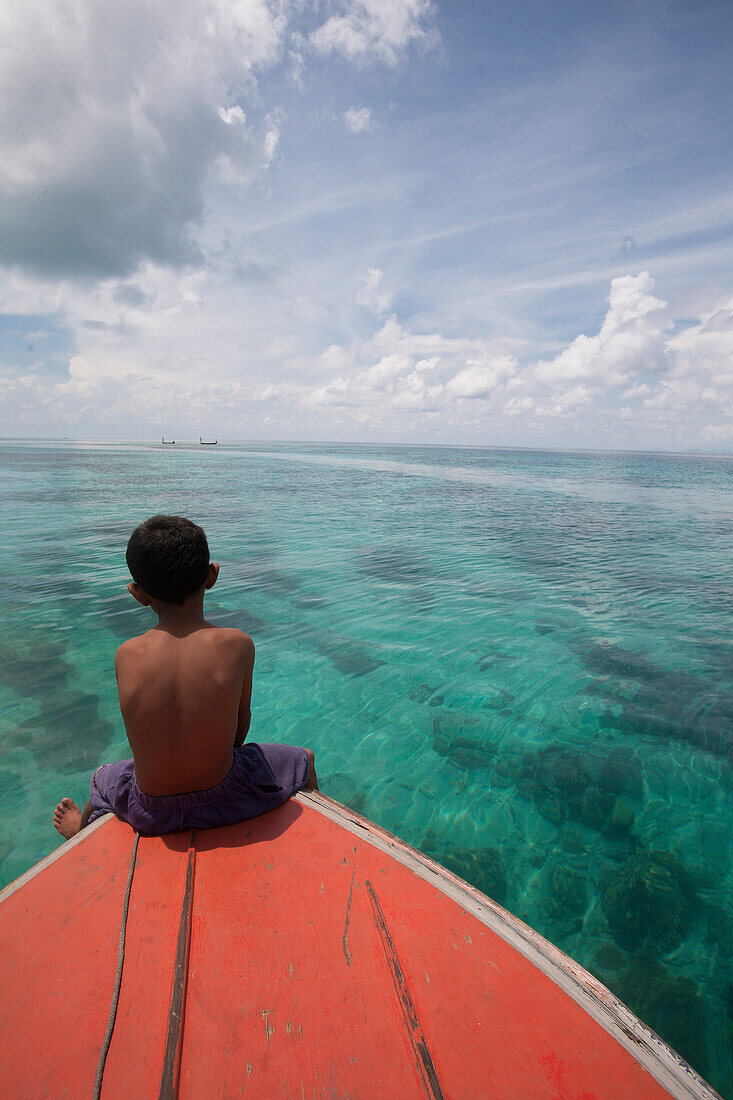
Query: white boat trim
0,814,114,905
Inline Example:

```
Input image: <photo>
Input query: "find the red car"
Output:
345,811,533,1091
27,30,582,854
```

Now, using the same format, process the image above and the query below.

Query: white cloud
667,300,733,391
446,358,517,399
1,264,731,448
364,353,413,389
218,106,247,126
344,106,375,133
355,268,393,314
533,272,670,387
310,0,435,65
0,0,287,278
306,376,354,407
284,275,731,445
700,422,733,442
296,316,522,417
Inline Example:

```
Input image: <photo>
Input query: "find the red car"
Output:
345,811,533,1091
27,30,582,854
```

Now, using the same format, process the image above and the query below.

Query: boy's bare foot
53,797,83,840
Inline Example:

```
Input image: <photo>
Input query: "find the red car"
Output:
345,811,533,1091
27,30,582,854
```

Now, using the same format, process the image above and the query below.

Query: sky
1,0,732,450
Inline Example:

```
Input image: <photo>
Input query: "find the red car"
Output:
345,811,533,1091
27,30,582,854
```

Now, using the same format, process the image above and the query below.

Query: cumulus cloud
344,106,375,133
644,297,733,432
0,0,439,284
667,299,733,392
532,272,670,387
305,315,521,415
446,358,517,399
218,105,247,126
0,0,286,279
293,273,733,445
0,233,730,449
310,0,435,65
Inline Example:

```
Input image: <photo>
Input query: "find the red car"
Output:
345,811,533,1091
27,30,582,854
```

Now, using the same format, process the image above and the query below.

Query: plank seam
159,830,198,1100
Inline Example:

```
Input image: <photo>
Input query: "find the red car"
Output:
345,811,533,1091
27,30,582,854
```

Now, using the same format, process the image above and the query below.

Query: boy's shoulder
205,625,255,659
115,625,253,664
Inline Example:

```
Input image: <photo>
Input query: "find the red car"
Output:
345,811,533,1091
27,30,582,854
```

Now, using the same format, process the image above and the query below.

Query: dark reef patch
0,639,114,771
99,594,152,639
78,519,140,551
593,942,628,973
0,641,75,697
408,683,441,704
582,641,668,683
476,652,516,672
314,632,385,678
601,848,698,950
540,859,589,936
248,569,301,597
7,693,114,772
421,831,507,904
358,548,427,584
517,743,641,837
578,640,733,762
602,703,732,762
431,714,495,769
206,603,266,635
292,595,328,610
597,746,644,800
224,563,301,600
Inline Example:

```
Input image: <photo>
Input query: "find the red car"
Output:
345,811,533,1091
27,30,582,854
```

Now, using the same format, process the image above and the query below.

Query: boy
53,515,317,839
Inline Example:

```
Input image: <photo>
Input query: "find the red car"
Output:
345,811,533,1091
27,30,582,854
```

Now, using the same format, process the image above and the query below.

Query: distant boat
161,437,175,445
199,437,218,446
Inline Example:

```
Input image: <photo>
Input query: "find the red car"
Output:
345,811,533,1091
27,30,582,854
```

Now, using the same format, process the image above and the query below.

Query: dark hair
126,515,210,604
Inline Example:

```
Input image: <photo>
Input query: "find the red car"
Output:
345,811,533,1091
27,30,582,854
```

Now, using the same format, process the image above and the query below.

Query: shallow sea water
0,439,731,1094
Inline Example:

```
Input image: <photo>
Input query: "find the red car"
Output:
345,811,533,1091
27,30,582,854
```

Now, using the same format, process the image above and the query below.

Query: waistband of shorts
132,761,238,809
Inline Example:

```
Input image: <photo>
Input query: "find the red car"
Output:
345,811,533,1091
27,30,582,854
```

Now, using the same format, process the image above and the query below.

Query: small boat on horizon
199,436,218,446
161,437,175,445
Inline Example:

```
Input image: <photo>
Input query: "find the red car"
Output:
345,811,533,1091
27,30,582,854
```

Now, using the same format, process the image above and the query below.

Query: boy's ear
204,562,220,590
127,581,152,606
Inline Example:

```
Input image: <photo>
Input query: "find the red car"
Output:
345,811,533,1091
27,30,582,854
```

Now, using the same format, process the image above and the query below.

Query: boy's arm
234,634,255,748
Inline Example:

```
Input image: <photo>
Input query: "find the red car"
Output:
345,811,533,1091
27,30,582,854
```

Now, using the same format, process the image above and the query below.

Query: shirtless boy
53,514,317,839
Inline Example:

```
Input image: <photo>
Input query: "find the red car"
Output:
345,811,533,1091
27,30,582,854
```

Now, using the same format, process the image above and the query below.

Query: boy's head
126,515,211,605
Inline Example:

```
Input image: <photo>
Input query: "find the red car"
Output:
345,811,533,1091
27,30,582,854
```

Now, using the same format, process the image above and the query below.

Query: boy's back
53,514,315,841
116,623,253,796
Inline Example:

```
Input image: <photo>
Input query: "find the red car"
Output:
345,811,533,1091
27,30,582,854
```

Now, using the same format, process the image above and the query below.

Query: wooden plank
352,838,673,1099
0,812,113,905
98,831,192,1100
179,799,426,1098
0,817,134,1098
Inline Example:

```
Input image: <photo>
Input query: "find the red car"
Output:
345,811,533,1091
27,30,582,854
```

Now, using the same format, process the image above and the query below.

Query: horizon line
0,436,731,460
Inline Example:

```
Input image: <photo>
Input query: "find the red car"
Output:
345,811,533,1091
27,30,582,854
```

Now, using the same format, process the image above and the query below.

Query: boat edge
0,813,115,905
295,790,721,1100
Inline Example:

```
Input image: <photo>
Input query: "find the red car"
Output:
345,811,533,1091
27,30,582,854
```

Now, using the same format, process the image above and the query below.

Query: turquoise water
1,440,731,1094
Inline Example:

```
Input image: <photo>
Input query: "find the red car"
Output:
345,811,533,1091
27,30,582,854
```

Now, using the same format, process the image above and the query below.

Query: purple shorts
88,742,310,836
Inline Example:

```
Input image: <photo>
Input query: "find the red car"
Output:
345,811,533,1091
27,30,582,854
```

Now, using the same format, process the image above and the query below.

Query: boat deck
0,792,718,1098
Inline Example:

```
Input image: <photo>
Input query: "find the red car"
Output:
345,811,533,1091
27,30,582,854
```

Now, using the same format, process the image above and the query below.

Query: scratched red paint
0,801,698,1099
